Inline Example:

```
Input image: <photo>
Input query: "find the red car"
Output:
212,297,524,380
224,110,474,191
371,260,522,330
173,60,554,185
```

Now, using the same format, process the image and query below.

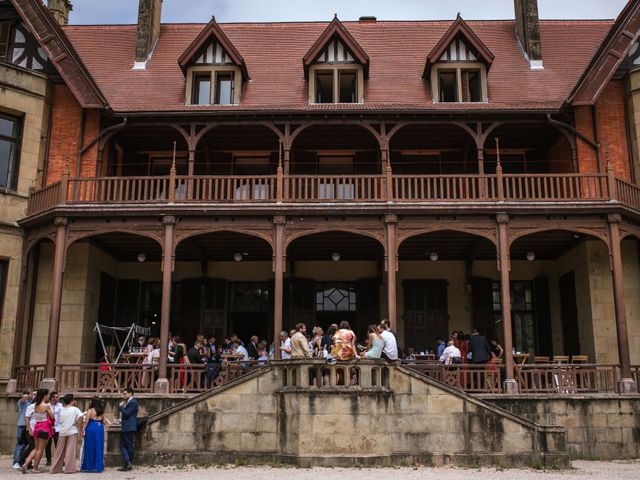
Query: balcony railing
25,169,638,217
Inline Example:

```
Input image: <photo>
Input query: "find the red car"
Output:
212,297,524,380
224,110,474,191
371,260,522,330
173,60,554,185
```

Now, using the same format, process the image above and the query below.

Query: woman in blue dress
81,398,105,473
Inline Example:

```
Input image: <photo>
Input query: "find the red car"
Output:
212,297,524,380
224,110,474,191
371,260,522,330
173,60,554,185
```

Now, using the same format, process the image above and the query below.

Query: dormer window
424,15,494,104
178,18,249,106
304,16,369,105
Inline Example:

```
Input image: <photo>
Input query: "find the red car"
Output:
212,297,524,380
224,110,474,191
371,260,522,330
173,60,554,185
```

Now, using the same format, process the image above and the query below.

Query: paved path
1,459,638,479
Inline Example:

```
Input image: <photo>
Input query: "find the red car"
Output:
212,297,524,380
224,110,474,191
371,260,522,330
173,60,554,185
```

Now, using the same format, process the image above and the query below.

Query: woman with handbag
21,389,54,474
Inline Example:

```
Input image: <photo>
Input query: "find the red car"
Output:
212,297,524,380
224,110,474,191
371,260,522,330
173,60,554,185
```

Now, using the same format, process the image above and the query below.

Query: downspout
75,109,86,177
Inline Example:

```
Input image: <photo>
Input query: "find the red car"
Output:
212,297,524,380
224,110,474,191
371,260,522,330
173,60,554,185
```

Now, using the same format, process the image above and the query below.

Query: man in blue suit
117,387,138,472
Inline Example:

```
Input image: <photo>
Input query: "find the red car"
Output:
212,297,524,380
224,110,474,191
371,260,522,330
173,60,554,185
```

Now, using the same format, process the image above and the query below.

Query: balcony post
273,216,286,359
497,214,518,394
385,214,398,328
607,214,637,393
607,163,617,201
496,162,504,202
155,215,176,393
187,148,195,199
168,157,176,204
477,148,486,198
382,143,393,201
42,217,68,390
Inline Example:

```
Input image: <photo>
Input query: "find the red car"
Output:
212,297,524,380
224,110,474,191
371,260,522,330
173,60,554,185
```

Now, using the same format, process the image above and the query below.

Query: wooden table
121,352,147,364
414,354,436,361
513,353,529,365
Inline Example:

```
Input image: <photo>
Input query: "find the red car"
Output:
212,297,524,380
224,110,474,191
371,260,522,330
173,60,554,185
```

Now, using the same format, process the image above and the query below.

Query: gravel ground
1,459,639,480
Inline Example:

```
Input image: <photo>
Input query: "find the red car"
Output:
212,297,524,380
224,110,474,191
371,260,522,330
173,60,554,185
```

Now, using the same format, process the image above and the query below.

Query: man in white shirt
379,323,399,361
439,340,462,365
50,394,84,474
279,331,292,360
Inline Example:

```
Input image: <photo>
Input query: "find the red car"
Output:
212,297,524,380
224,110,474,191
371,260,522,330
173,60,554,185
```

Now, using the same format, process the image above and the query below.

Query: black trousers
45,432,59,463
120,431,135,465
20,433,35,466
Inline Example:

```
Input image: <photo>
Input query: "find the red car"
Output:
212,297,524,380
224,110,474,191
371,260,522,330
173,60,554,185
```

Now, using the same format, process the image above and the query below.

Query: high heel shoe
21,464,28,474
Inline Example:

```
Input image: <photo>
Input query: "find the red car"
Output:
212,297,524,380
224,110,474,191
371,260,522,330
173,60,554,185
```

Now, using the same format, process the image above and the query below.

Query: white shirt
280,338,292,360
440,345,462,365
58,406,83,436
50,402,63,432
25,403,36,430
236,344,249,361
380,330,399,360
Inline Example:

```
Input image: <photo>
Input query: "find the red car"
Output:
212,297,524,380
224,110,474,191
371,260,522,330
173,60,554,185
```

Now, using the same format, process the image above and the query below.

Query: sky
65,0,629,25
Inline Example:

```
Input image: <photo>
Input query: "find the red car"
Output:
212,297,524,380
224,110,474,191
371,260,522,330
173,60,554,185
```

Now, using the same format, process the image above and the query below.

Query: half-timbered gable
313,36,357,64
178,17,248,106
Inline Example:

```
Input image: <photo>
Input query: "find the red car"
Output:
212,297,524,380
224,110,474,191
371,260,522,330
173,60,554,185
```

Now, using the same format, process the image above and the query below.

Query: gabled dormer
178,17,249,106
424,15,494,103
303,16,369,104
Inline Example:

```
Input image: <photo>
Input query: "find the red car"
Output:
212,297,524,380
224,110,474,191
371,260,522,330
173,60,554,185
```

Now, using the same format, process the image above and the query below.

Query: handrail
24,172,637,217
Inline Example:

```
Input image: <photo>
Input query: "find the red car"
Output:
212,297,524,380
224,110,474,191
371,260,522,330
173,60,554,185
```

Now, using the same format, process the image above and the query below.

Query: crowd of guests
436,329,504,365
11,387,139,474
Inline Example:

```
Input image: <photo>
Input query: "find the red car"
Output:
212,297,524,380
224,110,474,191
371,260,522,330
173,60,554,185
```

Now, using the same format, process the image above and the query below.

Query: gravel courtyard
1,459,639,479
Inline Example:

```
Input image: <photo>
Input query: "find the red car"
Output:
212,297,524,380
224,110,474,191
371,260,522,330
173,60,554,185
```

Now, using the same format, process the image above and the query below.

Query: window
192,73,211,105
313,69,360,104
0,114,21,190
315,71,334,103
433,65,486,103
0,22,11,62
0,260,7,332
214,72,234,105
316,282,357,312
492,281,535,356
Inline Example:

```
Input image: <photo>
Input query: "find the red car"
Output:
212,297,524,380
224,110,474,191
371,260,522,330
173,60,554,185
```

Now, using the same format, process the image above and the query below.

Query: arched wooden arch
24,232,56,257
508,227,609,249
193,122,284,151
288,121,384,150
284,228,386,252
64,229,165,259
385,121,482,148
397,226,498,249
174,227,275,253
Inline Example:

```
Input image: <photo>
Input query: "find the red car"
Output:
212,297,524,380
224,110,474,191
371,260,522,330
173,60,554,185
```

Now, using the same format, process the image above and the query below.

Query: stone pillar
42,218,68,389
607,214,637,393
385,214,398,328
155,215,175,393
8,247,31,392
497,214,518,393
273,216,286,359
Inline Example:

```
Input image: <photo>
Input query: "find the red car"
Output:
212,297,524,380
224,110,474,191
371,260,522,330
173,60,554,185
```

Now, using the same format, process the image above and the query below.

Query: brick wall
45,84,100,184
575,80,632,181
548,135,573,173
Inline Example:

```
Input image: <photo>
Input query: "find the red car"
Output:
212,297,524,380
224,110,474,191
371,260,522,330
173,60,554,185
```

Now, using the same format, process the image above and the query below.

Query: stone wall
104,362,566,467
485,395,640,459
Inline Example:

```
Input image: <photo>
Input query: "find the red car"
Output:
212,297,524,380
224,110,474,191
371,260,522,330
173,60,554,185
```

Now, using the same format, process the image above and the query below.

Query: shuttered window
0,22,11,62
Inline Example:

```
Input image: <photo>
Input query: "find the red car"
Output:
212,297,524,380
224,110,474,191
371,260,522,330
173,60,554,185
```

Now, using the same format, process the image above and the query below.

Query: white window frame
431,62,488,103
185,65,242,105
308,64,364,104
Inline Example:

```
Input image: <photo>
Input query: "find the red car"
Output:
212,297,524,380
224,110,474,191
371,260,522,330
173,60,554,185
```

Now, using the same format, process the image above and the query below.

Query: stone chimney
134,0,163,69
514,0,543,69
48,0,73,26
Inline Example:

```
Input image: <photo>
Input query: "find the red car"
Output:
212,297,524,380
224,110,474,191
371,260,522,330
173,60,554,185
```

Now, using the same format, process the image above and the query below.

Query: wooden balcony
25,170,640,217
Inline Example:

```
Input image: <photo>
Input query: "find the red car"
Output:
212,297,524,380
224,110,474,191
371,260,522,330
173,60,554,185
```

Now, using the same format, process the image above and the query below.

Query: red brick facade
575,80,632,181
45,84,100,184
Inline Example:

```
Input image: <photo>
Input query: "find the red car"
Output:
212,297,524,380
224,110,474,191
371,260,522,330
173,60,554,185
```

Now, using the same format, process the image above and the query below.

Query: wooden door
115,279,140,327
286,278,316,329
472,276,495,340
559,271,580,355
534,276,553,356
203,278,227,341
181,278,203,343
356,278,380,339
402,280,448,350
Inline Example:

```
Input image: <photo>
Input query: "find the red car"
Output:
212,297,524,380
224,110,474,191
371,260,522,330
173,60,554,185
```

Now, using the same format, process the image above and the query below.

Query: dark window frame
0,112,22,191
0,259,8,334
214,71,235,105
191,72,212,105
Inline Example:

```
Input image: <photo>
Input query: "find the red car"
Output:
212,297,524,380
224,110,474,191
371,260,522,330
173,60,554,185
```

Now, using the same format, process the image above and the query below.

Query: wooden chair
552,355,570,364
571,355,588,364
534,356,550,364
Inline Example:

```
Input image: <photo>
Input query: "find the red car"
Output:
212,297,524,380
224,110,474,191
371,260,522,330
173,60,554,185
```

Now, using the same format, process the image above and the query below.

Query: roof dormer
304,16,369,104
178,17,249,105
424,15,494,103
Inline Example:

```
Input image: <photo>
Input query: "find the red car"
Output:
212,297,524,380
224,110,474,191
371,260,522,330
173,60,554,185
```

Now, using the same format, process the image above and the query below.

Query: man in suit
118,387,138,472
246,335,260,360
468,328,492,364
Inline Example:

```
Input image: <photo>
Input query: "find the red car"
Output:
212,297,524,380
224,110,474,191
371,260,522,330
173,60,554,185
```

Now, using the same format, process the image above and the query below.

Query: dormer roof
423,14,495,78
303,16,370,78
178,17,249,80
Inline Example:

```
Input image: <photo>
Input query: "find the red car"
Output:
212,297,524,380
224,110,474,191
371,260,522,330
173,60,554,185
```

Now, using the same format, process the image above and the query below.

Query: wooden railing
285,175,386,202
15,364,46,390
55,364,156,393
403,361,504,393
514,364,620,394
26,171,640,216
167,360,266,393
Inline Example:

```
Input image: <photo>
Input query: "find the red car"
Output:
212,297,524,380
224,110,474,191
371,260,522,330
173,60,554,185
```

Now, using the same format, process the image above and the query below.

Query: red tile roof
62,19,613,114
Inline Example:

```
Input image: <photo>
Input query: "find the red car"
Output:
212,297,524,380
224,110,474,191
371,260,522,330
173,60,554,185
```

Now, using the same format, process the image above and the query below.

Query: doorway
402,280,449,350
559,271,580,355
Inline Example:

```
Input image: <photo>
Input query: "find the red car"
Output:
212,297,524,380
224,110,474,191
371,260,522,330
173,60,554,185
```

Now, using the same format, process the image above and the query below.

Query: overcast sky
65,0,629,24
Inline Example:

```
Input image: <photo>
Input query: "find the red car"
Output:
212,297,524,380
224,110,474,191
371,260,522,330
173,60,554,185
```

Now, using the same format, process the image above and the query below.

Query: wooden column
273,216,286,359
155,215,175,393
385,214,398,328
497,214,518,393
42,217,68,388
607,214,637,393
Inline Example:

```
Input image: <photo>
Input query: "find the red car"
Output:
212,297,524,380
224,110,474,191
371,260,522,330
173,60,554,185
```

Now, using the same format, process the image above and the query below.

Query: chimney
359,16,377,23
514,0,543,69
134,0,163,69
48,0,73,26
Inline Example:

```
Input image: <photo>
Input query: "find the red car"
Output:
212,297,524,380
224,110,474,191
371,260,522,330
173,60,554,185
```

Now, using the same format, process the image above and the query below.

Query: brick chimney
48,0,73,26
514,0,543,69
134,0,163,69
